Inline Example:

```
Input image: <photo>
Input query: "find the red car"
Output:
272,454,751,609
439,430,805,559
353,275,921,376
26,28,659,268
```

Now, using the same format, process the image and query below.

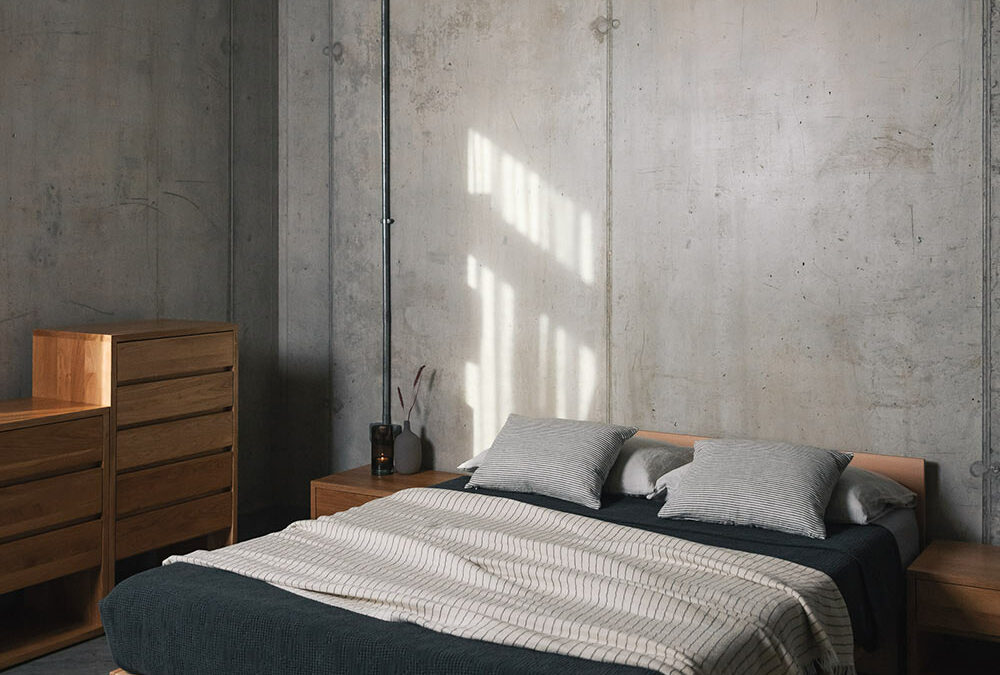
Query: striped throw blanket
166,488,854,675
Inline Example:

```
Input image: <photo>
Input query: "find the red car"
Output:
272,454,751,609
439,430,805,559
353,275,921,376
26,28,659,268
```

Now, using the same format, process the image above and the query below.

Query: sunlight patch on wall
462,130,600,452
467,129,594,285
465,254,515,452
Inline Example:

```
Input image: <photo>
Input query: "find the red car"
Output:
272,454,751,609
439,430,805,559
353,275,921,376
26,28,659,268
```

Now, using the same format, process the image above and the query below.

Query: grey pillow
646,463,691,500
825,465,916,524
657,438,853,539
603,437,693,496
466,414,638,509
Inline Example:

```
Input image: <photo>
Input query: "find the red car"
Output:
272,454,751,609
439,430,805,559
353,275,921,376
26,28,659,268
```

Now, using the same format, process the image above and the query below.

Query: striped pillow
657,439,853,539
466,414,638,509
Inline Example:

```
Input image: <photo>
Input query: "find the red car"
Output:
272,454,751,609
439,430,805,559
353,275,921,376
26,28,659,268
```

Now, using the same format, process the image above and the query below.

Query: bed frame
110,430,927,675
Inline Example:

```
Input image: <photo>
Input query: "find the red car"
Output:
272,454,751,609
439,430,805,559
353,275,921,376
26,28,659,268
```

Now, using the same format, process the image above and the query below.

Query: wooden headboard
635,430,927,545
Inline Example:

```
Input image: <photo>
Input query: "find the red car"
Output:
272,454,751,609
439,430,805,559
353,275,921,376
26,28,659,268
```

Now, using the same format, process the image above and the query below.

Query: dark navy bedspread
100,477,903,675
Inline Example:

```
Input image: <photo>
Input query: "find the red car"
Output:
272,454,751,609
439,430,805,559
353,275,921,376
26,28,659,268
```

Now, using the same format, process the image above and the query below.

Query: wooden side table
310,466,463,518
907,539,1000,673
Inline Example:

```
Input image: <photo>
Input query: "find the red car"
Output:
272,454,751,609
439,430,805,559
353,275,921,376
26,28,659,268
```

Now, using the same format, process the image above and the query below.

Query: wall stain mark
66,300,115,317
163,190,203,212
0,312,32,325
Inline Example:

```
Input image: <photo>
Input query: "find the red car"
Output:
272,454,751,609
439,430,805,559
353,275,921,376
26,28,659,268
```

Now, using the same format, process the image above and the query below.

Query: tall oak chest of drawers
32,319,238,570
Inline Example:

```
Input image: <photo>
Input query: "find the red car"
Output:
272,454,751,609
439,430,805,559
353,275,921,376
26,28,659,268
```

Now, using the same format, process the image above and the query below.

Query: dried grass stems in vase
393,365,425,474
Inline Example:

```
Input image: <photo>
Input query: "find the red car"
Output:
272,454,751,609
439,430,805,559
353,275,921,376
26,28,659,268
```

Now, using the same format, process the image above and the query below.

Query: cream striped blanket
166,488,854,675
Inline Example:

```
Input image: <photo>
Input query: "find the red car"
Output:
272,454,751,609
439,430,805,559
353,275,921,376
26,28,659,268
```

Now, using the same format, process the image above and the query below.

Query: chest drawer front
313,490,378,518
0,417,103,483
116,491,232,560
116,372,232,427
915,579,1000,637
0,468,102,540
117,452,232,517
117,411,233,471
0,519,102,595
117,332,234,384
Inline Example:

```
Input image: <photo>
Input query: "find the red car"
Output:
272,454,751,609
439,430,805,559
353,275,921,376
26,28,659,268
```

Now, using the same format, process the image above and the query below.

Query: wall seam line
983,0,993,545
605,0,614,424
327,0,336,472
227,0,236,323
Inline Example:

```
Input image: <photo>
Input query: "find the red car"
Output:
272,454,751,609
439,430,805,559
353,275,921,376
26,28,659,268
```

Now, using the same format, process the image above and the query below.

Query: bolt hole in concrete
590,16,620,41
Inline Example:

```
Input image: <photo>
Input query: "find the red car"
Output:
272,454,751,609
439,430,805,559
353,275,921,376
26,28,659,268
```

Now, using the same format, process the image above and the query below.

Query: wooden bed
107,430,926,675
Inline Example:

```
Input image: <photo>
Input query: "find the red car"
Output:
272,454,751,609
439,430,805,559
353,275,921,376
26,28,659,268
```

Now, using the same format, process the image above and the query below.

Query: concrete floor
4,637,116,675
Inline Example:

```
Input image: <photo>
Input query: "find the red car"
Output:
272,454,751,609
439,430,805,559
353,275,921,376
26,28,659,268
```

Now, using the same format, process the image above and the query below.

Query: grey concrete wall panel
233,0,280,515
611,1,983,540
278,0,335,514
317,0,610,475
327,0,383,474
989,0,1000,545
1,0,230,399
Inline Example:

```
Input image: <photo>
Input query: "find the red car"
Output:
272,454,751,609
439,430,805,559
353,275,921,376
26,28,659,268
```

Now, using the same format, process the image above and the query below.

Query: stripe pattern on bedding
167,488,854,675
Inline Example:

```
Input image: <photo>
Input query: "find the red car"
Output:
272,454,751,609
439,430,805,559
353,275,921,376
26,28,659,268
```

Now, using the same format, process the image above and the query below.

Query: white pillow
456,450,487,472
646,463,691,500
825,465,916,524
602,437,692,496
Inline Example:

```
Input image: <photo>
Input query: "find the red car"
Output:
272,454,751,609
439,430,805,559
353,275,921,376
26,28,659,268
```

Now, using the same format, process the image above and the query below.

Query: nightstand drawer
117,452,232,517
117,333,233,383
116,491,232,560
117,371,233,427
116,411,233,471
314,491,378,517
0,520,102,595
0,417,103,483
0,468,102,539
915,579,1000,637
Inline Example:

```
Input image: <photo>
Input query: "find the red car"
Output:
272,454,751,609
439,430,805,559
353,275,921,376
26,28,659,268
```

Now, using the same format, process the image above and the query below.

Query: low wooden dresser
907,539,1000,673
32,319,238,575
0,398,110,669
311,466,461,518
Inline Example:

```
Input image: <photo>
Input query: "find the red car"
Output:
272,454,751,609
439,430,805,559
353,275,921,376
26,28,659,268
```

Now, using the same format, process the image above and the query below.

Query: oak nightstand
310,466,463,518
907,539,1000,674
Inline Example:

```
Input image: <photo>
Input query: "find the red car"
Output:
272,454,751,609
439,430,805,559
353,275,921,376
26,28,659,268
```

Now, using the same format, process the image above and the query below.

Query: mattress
101,477,904,675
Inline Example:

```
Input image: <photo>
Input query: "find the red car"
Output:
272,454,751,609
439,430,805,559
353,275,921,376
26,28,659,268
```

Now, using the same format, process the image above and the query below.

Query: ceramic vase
394,420,422,474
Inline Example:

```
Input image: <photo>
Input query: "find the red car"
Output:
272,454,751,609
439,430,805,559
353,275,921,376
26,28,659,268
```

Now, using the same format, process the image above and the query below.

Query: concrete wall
282,0,990,540
0,0,280,516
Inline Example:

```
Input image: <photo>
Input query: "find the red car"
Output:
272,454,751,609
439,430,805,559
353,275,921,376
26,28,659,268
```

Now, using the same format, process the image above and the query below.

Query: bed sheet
101,478,903,675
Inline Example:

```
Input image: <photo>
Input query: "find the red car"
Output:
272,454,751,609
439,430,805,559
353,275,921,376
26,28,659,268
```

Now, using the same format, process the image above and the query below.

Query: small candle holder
370,423,399,475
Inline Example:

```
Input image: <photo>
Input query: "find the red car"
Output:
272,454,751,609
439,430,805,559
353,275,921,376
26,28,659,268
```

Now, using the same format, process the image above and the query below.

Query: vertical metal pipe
381,0,393,425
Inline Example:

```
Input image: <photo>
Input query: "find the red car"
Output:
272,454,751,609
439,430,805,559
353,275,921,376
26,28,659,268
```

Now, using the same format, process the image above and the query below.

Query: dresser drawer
116,372,232,427
0,417,103,484
0,520,102,595
117,452,232,517
0,468,101,540
117,332,233,383
117,411,233,471
915,579,1000,637
116,491,232,560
